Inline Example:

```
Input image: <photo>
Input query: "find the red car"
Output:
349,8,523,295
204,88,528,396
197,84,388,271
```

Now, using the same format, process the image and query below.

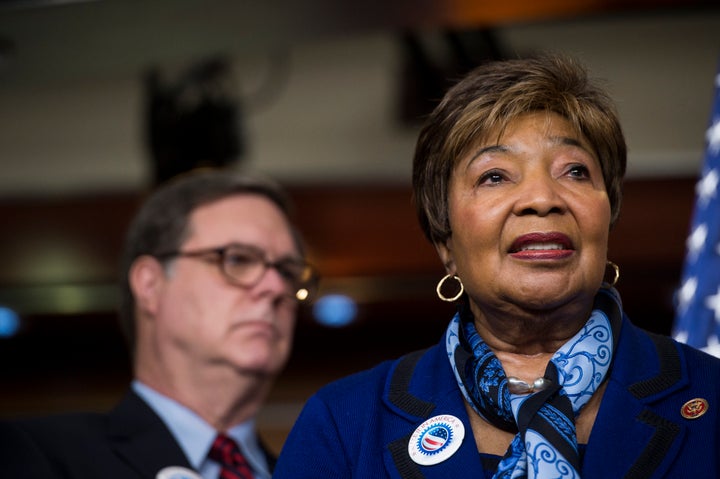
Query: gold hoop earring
605,261,620,287
436,274,464,302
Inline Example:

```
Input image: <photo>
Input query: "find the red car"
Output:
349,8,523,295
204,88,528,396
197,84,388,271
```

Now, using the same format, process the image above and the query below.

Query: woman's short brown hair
412,54,627,246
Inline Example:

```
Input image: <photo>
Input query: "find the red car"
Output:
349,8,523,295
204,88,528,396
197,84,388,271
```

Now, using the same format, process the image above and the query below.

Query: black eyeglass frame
154,243,319,301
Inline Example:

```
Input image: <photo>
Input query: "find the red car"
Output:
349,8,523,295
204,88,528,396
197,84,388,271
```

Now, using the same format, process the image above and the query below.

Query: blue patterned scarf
446,287,622,479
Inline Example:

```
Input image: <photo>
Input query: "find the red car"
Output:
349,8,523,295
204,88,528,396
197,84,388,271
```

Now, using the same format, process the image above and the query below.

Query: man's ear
434,239,456,275
129,255,166,317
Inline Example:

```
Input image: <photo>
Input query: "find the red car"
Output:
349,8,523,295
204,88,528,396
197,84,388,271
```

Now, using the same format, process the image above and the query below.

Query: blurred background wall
0,0,718,453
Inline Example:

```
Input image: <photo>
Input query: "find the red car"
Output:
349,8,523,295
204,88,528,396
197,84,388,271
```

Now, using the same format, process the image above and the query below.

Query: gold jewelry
605,260,620,287
436,274,464,302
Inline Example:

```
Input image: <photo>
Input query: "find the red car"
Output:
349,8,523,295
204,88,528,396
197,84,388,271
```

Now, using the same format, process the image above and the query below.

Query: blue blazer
274,317,720,478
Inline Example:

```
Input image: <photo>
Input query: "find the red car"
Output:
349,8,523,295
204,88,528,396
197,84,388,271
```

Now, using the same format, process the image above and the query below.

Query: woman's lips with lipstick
508,232,574,259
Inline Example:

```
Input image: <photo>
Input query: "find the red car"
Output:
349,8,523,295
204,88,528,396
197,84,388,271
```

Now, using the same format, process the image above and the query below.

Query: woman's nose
513,171,566,217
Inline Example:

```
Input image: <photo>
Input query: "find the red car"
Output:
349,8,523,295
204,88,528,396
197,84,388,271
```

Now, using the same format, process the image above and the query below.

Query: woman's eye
477,170,506,186
567,164,590,179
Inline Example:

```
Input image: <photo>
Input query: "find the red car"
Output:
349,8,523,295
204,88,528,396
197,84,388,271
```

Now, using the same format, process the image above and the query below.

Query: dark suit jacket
0,389,276,478
274,316,720,478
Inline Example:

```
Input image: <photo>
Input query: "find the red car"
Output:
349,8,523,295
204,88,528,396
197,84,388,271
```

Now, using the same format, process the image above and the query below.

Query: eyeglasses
155,243,319,302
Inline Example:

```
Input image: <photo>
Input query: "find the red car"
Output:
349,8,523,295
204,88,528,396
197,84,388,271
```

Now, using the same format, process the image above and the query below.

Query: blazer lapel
382,347,485,479
107,390,194,479
583,323,686,479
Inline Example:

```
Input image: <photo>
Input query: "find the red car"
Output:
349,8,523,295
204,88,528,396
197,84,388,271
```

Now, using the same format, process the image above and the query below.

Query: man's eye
225,252,257,266
276,262,303,281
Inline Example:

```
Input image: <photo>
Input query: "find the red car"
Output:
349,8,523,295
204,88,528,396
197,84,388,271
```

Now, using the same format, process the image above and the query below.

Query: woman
274,55,720,478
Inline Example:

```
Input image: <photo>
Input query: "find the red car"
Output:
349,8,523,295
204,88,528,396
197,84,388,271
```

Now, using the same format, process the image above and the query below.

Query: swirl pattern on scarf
446,287,622,479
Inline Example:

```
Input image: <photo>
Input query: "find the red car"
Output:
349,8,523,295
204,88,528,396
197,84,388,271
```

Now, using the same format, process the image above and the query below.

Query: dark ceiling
0,0,716,84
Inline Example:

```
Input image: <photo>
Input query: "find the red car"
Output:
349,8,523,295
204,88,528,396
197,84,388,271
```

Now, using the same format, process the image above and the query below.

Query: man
0,169,318,478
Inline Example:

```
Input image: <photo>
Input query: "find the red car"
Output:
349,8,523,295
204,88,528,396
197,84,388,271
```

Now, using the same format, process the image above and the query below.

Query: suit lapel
583,323,686,479
382,347,485,479
107,390,194,479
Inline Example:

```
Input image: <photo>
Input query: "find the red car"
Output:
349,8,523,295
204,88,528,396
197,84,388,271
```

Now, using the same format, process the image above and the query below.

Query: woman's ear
129,255,165,317
434,239,456,275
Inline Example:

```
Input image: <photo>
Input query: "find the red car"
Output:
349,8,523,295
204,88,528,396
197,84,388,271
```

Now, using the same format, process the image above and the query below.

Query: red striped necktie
208,433,256,479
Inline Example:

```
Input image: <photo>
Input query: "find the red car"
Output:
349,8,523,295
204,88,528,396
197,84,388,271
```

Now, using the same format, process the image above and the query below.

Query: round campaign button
156,466,203,479
408,414,465,466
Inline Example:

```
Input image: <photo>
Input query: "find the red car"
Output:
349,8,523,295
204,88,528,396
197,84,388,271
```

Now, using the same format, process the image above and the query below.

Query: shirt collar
131,381,270,478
